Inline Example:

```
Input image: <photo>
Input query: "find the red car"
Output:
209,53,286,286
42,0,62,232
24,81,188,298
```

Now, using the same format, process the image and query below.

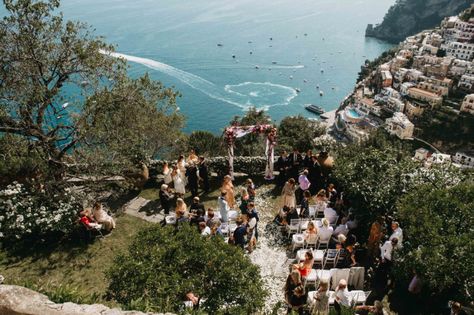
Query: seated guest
310,279,330,315
210,221,224,238
92,202,115,232
334,279,351,315
189,197,205,226
159,184,174,215
79,208,102,230
205,209,220,228
293,250,314,279
318,218,334,243
355,300,386,315
274,206,290,226
314,189,328,215
324,205,337,222
326,183,338,204
345,213,358,230
287,206,300,222
199,221,211,236
175,198,187,215
299,190,311,218
176,209,189,224
389,221,403,248
185,291,200,310
332,223,349,237
304,221,318,244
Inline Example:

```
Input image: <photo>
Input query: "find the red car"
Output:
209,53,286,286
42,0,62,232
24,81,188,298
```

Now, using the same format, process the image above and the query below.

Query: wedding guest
187,149,199,164
303,149,313,168
221,175,235,208
281,178,297,209
198,156,209,193
297,169,311,204
159,184,174,214
218,191,230,222
288,148,303,181
240,188,250,215
276,150,290,187
299,190,311,218
246,178,256,201
186,162,199,198
79,208,102,230
92,202,115,232
171,166,185,197
334,279,351,315
311,279,330,315
162,161,172,185
308,155,323,194
389,221,403,247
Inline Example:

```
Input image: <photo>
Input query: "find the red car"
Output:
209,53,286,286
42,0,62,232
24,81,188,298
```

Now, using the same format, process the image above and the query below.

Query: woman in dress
293,250,314,279
246,178,256,201
304,221,319,245
171,166,185,197
187,149,199,164
239,188,250,215
281,178,297,208
162,162,172,185
177,155,187,184
221,175,235,209
284,270,303,313
175,198,187,215
314,189,328,216
92,202,116,232
311,279,330,315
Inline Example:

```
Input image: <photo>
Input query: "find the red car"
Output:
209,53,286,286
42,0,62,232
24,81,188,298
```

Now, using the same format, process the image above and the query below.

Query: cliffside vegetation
366,0,472,43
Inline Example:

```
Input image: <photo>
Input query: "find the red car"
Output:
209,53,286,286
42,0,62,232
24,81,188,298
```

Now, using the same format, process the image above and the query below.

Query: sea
5,0,395,134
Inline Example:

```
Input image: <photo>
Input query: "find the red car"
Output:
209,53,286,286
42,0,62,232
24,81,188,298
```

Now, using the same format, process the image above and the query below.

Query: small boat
248,41,253,44
304,33,308,36
217,43,223,47
303,79,308,83
320,91,324,96
316,85,319,89
289,75,293,79
320,69,324,73
269,37,273,40
250,51,253,54
295,88,301,93
272,61,277,64
255,65,260,69
305,104,325,114
232,55,236,58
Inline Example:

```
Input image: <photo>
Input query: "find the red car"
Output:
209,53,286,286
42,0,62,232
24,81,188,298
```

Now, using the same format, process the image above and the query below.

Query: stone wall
0,285,175,315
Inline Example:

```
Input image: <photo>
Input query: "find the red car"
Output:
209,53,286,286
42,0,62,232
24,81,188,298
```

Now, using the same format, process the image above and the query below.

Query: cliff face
366,0,472,43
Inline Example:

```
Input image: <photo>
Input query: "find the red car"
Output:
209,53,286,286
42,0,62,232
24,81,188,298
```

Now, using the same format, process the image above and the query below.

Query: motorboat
217,43,223,47
272,61,277,64
295,88,301,93
320,91,324,96
305,104,325,114
255,65,260,69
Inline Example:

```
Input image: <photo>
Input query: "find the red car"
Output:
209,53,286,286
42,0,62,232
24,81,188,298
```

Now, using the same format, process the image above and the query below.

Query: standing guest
162,162,173,185
186,162,199,198
299,190,311,218
381,237,398,263
276,150,290,187
177,155,187,183
246,178,256,201
281,178,297,209
247,202,260,240
171,166,185,197
288,148,303,181
355,300,385,315
187,149,199,164
218,191,230,222
239,188,250,215
308,155,323,194
221,175,236,209
293,250,314,279
210,221,224,238
287,206,299,222
232,216,247,249
297,169,311,204
284,270,303,311
92,202,116,232
334,279,351,315
389,221,403,247
368,217,385,259
245,212,258,252
324,204,337,223
159,184,174,215
288,285,307,315
198,156,209,193
311,279,330,315
303,149,313,168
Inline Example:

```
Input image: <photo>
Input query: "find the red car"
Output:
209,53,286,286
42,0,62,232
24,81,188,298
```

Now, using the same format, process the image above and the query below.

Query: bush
0,183,81,241
106,224,267,314
188,131,225,157
277,115,326,153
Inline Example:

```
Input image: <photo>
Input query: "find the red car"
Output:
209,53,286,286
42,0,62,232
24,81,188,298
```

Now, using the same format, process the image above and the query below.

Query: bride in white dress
171,166,185,197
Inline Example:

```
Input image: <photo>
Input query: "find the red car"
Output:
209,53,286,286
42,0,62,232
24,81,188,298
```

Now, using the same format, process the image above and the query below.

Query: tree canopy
277,115,326,153
0,0,184,184
106,224,267,314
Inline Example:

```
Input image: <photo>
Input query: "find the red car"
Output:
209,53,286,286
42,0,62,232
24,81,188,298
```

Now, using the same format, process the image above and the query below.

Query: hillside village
333,5,474,169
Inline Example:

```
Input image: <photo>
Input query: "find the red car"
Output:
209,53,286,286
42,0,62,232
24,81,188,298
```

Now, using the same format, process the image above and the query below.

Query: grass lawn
0,214,151,305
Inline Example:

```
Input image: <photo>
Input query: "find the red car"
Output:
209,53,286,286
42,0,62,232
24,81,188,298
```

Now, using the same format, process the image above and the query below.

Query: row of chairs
287,217,339,238
291,234,330,252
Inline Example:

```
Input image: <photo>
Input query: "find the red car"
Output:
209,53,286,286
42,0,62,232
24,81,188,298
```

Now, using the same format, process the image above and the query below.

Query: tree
187,130,225,157
277,115,326,153
0,0,184,184
229,107,272,156
106,224,267,314
393,182,474,310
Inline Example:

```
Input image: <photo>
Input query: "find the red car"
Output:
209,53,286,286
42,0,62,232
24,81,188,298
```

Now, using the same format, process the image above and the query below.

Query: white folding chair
325,249,340,268
309,205,317,218
350,290,370,305
305,234,319,249
220,222,229,237
296,249,309,262
317,238,330,250
287,218,301,238
312,249,325,268
300,219,310,231
292,233,305,252
305,268,319,290
328,215,339,229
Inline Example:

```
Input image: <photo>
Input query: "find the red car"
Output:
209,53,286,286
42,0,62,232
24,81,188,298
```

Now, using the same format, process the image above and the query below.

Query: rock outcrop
0,285,174,315
365,0,472,43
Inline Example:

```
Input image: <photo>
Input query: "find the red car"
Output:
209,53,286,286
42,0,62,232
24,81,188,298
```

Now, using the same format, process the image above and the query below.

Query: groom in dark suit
288,148,302,181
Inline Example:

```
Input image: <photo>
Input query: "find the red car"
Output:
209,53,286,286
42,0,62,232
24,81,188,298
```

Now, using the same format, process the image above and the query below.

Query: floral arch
223,125,277,180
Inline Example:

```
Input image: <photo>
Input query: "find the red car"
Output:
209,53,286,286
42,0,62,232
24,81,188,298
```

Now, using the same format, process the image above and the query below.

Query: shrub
106,224,267,314
188,131,225,156
0,183,81,241
277,115,326,152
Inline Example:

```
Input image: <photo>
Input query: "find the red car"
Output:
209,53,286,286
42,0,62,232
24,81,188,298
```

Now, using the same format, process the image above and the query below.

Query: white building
414,148,429,161
453,152,474,168
460,94,474,115
385,112,414,140
444,42,474,61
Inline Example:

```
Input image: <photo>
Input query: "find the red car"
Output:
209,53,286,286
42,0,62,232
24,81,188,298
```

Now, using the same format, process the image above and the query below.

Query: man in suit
308,155,323,194
276,150,290,187
186,162,199,198
288,148,302,182
198,156,209,193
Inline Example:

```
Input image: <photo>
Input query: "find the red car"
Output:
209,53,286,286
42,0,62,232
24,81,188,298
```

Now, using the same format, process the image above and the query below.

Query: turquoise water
2,0,394,133
348,108,362,118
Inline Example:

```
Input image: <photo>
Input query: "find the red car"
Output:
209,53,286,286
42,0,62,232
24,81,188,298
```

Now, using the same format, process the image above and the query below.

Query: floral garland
223,124,275,147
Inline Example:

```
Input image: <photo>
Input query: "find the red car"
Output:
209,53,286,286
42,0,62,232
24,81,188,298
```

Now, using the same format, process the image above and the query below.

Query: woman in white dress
177,155,187,182
281,178,297,208
162,162,172,185
171,166,186,197
314,189,328,217
92,202,116,232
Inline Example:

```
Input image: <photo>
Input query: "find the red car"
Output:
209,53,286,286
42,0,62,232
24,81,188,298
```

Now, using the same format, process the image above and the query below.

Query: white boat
303,79,308,83
295,88,301,93
320,91,324,96
289,75,293,79
272,61,277,64
320,69,324,73
316,85,319,89
255,65,259,69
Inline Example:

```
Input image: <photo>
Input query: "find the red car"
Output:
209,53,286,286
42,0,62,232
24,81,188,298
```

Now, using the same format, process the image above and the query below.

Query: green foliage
394,182,474,304
187,130,225,157
0,0,184,184
277,115,326,153
106,224,267,314
230,107,273,156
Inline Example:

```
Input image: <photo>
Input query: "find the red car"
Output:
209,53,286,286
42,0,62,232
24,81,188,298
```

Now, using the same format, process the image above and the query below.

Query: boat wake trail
102,51,298,110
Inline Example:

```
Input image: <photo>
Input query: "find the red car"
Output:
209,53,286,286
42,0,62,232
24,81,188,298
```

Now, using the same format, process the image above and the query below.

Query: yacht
320,91,324,96
255,65,260,69
305,104,325,114
295,88,301,93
